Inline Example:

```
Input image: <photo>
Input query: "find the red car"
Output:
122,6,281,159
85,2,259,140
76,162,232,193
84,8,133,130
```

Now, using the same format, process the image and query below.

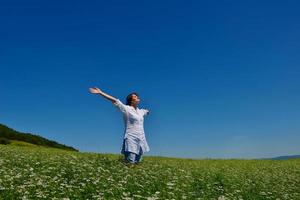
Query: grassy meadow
0,144,299,200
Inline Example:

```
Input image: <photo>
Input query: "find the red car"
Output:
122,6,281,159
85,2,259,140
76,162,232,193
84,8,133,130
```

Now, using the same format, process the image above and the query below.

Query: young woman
89,87,150,164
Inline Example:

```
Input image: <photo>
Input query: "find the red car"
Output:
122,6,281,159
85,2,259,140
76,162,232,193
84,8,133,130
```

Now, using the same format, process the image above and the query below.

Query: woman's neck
131,104,137,109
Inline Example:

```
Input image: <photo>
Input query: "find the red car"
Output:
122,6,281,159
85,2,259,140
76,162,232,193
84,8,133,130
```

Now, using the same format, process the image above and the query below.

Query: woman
89,87,150,164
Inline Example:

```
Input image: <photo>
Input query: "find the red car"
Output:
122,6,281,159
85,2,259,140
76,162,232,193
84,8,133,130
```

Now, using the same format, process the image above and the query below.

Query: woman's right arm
89,87,117,103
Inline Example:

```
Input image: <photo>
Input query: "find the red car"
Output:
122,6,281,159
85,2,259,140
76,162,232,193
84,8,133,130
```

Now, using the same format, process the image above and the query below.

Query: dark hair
126,92,139,106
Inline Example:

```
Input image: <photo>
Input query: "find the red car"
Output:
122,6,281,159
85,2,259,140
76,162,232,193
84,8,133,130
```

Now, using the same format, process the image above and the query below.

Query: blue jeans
124,148,143,164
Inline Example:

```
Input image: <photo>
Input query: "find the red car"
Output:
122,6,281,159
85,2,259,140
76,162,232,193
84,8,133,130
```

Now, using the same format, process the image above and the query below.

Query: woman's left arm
143,109,150,116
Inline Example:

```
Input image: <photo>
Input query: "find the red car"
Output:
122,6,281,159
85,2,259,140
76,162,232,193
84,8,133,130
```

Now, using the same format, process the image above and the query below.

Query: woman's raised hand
89,87,102,94
89,87,117,102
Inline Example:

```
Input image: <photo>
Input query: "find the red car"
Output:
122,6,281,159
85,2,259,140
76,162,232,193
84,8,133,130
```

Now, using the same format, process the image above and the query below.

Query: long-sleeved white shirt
113,99,150,154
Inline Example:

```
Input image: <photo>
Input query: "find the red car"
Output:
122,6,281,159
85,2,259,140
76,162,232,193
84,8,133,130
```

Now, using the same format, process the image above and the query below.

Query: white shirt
113,99,150,154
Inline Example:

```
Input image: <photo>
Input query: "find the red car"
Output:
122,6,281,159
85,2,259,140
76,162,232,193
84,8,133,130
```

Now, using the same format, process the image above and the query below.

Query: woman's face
131,94,140,105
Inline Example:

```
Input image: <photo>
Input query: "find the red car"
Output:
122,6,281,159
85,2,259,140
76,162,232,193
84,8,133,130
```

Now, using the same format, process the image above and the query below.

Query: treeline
0,124,78,151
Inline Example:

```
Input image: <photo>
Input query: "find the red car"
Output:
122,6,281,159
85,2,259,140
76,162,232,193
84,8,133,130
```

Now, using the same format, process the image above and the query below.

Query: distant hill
0,123,78,151
260,155,300,160
270,155,300,160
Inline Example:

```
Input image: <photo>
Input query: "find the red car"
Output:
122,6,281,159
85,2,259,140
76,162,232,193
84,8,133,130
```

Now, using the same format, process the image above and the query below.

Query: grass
0,144,299,200
9,140,39,147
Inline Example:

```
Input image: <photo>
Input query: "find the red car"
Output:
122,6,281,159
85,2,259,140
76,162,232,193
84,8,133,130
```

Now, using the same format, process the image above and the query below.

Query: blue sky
1,0,300,159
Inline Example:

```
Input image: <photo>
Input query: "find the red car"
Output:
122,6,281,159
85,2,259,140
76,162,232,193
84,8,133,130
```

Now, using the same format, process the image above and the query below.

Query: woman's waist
124,132,146,140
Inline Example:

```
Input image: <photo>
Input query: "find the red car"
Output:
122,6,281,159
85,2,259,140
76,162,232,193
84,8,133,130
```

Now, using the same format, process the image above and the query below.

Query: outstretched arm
89,87,117,103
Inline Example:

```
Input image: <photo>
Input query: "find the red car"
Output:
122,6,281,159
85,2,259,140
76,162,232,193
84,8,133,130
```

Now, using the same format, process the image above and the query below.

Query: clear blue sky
1,0,300,159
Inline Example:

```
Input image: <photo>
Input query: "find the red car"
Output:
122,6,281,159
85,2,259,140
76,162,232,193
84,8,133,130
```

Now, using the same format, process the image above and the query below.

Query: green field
0,145,299,200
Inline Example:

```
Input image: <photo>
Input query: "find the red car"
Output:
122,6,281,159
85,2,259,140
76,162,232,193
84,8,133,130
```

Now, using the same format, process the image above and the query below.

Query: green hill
0,123,77,151
0,145,299,199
